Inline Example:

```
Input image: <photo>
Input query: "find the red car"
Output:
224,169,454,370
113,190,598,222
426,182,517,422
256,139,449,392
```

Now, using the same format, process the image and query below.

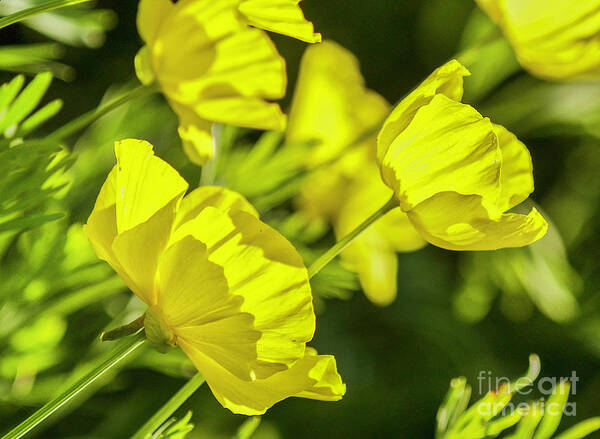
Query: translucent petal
238,0,321,43
113,139,188,234
377,59,470,163
379,94,501,214
178,341,344,415
85,140,187,305
172,206,315,377
495,124,534,211
407,192,548,251
175,185,258,230
84,165,118,264
111,198,180,305
156,235,261,381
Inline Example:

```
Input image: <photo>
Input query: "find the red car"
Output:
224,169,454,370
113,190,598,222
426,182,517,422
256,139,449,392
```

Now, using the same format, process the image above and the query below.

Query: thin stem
47,84,158,142
131,372,205,439
2,333,146,439
100,314,145,341
308,195,398,279
0,0,92,29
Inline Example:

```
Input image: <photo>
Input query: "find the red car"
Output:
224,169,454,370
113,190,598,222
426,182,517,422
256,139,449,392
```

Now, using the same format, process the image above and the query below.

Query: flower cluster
83,0,563,417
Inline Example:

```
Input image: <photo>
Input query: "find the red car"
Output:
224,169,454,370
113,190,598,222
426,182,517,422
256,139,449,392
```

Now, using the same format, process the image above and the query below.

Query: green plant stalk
0,0,92,29
131,373,206,439
101,314,145,341
307,195,398,279
47,84,159,142
2,333,146,439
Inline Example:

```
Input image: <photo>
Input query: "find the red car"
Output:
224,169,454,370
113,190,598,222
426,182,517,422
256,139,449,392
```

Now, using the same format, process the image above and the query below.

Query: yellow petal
145,0,287,133
477,0,600,80
169,101,215,165
172,206,315,377
287,40,389,167
111,198,181,305
85,139,188,305
178,342,344,415
113,139,188,234
238,0,321,43
342,243,399,306
188,97,286,131
378,93,501,214
134,46,155,86
295,166,353,223
377,59,470,163
335,168,425,305
153,2,286,105
494,124,534,211
173,27,286,103
84,165,118,264
407,191,548,251
136,0,174,44
175,185,258,230
156,235,262,381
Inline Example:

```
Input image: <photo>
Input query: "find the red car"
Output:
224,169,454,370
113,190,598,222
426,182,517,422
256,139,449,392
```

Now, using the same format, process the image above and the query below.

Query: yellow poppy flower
475,0,600,80
377,59,548,251
287,41,425,306
134,0,311,165
84,138,344,415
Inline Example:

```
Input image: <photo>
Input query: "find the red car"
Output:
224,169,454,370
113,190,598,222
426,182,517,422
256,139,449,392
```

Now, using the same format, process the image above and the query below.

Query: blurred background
1,0,600,437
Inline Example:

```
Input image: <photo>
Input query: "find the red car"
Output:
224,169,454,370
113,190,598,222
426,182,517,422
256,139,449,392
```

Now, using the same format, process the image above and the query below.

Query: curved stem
308,195,398,279
47,84,159,142
2,333,146,439
0,0,92,29
131,372,205,439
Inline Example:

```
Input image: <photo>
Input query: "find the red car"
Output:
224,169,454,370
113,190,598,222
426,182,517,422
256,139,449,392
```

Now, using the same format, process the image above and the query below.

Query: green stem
2,333,146,439
0,0,92,29
100,314,145,341
131,373,205,439
307,195,398,279
47,84,158,142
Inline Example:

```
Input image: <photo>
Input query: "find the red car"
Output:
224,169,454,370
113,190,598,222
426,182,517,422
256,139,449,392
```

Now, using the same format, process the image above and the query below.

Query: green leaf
0,75,25,114
0,212,64,234
0,72,53,134
18,99,63,137
505,405,544,439
532,381,571,439
436,377,471,437
0,0,93,30
554,418,600,439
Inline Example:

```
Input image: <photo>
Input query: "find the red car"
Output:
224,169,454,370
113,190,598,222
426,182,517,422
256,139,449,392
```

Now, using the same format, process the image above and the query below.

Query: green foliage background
1,0,600,437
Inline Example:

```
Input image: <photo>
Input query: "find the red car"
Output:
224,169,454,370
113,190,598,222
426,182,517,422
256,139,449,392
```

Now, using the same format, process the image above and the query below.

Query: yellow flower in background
287,41,425,306
475,0,600,80
85,139,344,415
377,60,548,251
135,0,319,166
